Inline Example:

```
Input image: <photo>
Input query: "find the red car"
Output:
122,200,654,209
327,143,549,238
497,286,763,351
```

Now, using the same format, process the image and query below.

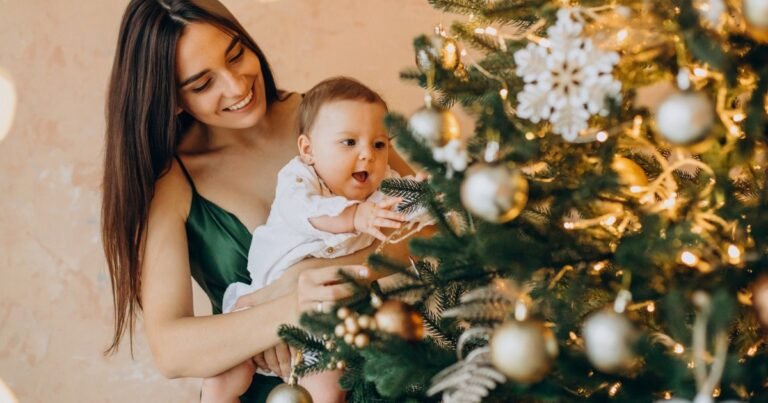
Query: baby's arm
309,198,406,241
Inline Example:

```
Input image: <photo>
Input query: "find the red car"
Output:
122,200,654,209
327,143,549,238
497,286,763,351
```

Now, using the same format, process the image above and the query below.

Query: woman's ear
297,134,314,165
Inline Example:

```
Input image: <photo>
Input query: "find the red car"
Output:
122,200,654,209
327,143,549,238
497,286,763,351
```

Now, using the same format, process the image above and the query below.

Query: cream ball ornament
490,319,559,383
744,0,768,42
582,309,638,373
266,383,313,403
408,105,461,147
460,163,529,223
654,91,715,146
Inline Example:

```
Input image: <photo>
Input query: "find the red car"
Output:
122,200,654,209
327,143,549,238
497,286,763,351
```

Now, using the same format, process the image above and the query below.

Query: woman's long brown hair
102,0,279,354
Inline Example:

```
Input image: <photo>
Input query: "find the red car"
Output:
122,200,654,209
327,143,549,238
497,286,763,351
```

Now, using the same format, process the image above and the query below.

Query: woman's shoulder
150,158,194,223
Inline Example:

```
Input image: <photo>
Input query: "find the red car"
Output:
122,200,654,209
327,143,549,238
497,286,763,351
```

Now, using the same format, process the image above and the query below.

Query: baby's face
306,100,389,201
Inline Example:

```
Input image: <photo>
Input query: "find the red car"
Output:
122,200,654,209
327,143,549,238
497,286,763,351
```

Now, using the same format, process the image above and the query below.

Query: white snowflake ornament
513,8,622,142
433,139,469,172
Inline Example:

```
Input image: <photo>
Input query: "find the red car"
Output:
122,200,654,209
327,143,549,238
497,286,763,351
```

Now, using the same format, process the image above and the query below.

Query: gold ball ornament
582,309,638,373
460,163,529,223
408,105,461,147
611,157,648,187
654,91,715,147
337,307,351,320
344,333,355,345
374,300,425,341
336,360,347,370
490,320,559,383
344,316,360,334
751,275,768,328
354,333,370,348
266,383,314,403
334,324,346,338
357,315,372,329
743,0,768,43
415,33,461,72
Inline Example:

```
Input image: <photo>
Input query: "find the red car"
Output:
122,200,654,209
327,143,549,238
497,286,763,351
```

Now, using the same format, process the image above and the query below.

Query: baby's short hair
298,76,388,135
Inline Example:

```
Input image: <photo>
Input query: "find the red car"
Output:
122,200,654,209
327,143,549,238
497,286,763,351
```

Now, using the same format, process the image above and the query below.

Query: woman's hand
295,264,369,315
252,343,296,379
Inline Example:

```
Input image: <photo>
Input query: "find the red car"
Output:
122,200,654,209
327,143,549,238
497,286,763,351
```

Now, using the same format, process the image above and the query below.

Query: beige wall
0,1,447,401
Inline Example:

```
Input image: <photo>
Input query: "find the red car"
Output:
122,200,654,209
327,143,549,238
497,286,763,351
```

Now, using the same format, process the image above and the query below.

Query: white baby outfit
221,156,397,314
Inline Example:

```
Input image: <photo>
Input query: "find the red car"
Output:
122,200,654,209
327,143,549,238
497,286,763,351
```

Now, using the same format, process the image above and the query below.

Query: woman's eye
192,80,211,93
341,139,356,146
229,47,244,63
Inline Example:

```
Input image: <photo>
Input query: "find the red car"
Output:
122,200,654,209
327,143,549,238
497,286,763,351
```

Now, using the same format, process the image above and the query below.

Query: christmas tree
277,0,768,402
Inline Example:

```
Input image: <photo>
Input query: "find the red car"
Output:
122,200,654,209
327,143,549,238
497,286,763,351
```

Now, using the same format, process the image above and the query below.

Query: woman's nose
222,70,248,99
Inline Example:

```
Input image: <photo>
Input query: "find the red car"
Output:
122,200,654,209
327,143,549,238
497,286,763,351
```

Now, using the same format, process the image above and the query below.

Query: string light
596,131,609,142
673,343,685,354
608,382,622,397
680,251,700,267
727,243,743,265
647,302,656,313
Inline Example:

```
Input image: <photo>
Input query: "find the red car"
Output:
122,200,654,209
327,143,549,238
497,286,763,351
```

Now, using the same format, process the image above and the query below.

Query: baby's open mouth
352,171,369,183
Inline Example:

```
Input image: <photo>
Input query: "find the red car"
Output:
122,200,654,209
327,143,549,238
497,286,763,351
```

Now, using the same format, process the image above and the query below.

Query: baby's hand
353,198,406,241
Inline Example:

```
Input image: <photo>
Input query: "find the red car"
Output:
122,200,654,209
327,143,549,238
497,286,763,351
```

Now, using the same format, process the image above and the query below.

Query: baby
202,77,408,403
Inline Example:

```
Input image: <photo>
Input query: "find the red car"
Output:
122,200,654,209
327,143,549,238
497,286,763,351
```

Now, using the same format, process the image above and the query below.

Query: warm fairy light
569,331,579,342
460,49,467,57
663,391,672,400
616,29,628,42
630,185,644,193
484,27,498,36
747,344,759,357
712,388,720,398
593,261,607,273
608,382,622,397
687,360,695,368
525,132,536,140
603,215,617,226
445,42,457,54
474,28,485,34
596,131,608,142
564,222,575,230
660,193,678,210
729,125,742,137
647,302,656,313
727,244,743,265
693,67,708,77
514,299,529,321
499,88,509,99
673,343,685,354
680,251,699,267
733,113,746,122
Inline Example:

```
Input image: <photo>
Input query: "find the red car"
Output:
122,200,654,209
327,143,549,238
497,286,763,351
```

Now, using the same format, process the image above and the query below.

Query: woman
101,0,412,401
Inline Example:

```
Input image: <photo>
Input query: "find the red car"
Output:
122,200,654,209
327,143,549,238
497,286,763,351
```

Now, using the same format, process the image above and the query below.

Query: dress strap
174,155,197,193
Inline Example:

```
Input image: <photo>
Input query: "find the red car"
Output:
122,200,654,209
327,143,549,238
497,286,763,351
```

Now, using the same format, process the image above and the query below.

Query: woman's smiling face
175,22,267,129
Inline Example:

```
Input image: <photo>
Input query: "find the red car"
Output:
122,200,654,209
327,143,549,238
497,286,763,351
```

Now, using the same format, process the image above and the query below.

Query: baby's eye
341,139,356,146
374,141,387,149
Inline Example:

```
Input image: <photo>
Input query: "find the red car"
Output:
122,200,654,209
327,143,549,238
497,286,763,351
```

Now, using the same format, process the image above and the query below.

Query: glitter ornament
460,163,529,223
490,320,559,383
408,105,461,147
266,384,313,403
583,309,638,373
654,91,715,146
374,300,425,341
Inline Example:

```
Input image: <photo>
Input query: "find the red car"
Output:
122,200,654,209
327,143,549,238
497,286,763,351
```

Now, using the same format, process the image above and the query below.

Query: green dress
175,156,283,402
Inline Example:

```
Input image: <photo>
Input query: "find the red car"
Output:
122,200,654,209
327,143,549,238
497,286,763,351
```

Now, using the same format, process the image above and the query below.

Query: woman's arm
140,163,358,379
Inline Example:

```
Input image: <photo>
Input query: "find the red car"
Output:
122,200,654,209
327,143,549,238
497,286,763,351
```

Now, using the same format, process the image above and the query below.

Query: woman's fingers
263,347,282,377
275,343,292,378
252,352,269,371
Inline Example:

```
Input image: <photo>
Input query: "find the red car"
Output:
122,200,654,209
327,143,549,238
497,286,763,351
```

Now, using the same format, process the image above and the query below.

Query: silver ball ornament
266,383,314,403
408,105,461,147
744,0,768,28
654,91,714,146
582,309,637,373
460,163,528,223
490,320,558,383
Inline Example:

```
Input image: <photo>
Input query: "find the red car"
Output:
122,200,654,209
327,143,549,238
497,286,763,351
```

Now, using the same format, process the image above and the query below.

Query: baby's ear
297,134,314,165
